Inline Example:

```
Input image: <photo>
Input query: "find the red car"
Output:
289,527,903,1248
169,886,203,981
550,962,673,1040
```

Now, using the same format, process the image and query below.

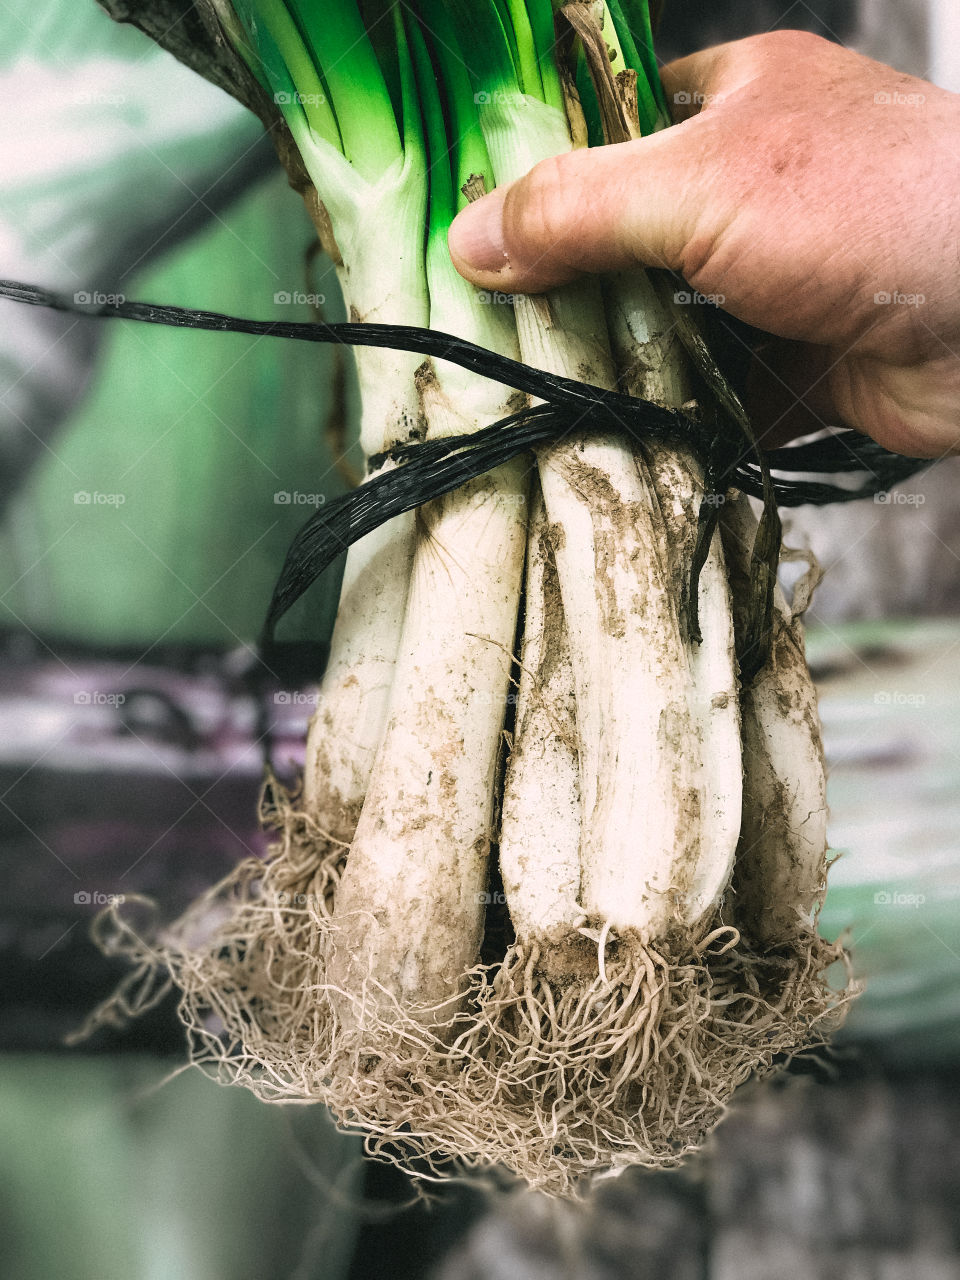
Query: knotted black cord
0,278,931,679
0,278,690,434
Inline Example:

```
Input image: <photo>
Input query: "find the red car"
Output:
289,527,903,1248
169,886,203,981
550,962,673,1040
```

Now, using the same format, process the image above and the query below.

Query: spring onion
325,7,530,1031
721,493,831,944
117,0,853,1196
230,0,430,853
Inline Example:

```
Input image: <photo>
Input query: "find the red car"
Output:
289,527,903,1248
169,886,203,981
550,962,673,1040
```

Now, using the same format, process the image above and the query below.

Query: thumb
447,125,713,295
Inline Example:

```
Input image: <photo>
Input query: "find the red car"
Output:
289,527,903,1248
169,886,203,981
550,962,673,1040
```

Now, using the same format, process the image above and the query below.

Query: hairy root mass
84,780,853,1198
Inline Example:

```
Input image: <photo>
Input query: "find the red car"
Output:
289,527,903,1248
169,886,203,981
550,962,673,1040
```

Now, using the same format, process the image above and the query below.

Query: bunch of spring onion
110,0,853,1195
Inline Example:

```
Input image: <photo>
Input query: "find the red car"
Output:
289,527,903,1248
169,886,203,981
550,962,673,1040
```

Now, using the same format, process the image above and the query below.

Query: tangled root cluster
84,780,854,1199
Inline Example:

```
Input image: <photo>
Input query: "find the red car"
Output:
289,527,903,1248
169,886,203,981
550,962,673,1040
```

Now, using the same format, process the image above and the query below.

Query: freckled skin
449,31,960,459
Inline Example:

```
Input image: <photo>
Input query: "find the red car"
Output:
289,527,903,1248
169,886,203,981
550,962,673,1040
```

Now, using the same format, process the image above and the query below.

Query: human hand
448,31,960,459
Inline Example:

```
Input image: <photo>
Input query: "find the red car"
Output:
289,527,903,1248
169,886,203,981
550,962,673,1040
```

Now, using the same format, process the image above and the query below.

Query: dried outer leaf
557,3,641,143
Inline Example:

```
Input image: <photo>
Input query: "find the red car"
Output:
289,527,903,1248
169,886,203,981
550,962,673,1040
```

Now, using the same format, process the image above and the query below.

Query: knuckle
506,154,583,263
727,29,830,80
754,28,828,59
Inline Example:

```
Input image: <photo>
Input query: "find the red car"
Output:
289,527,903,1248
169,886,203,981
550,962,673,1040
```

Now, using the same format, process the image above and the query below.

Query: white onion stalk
544,418,701,939
278,74,430,843
498,486,583,946
557,3,738,928
605,272,742,927
720,494,829,945
326,240,529,1031
458,257,742,1190
478,97,706,942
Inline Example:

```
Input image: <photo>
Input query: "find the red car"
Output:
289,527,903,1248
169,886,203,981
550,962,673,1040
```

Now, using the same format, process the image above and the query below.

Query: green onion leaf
231,0,343,149
607,0,670,123
285,0,402,176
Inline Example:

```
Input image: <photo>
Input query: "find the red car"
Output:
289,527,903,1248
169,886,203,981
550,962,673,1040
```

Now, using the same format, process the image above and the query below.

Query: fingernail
449,187,510,273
